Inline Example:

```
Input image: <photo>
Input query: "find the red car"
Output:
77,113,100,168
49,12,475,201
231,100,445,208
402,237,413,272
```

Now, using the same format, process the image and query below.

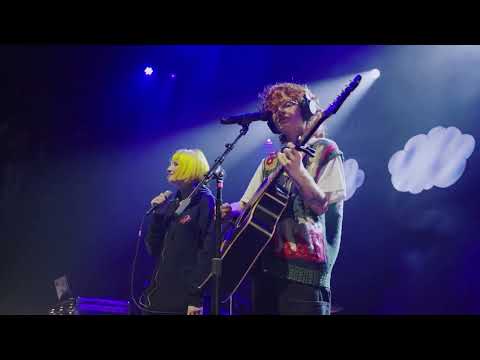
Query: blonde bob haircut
169,149,210,183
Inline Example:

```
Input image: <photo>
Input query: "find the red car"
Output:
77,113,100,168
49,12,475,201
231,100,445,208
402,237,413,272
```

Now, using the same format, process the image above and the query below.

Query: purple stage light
264,138,275,155
170,73,176,79
144,67,153,76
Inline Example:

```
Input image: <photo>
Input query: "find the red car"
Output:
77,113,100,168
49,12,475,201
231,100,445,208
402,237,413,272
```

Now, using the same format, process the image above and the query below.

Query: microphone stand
175,121,251,315
212,167,224,316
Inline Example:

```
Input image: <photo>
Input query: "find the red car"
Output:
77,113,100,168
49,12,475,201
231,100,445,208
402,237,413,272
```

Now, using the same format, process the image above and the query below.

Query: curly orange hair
259,82,307,114
259,82,326,140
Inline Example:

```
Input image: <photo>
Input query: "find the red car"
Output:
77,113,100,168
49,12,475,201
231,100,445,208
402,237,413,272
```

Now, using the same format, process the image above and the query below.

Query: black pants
139,289,189,315
252,272,331,315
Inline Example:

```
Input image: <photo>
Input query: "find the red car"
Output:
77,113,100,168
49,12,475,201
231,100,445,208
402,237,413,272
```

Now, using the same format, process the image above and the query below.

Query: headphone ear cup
300,95,313,122
301,94,321,122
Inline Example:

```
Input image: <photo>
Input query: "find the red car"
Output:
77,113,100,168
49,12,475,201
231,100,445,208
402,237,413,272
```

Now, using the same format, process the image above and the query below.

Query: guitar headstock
324,74,362,117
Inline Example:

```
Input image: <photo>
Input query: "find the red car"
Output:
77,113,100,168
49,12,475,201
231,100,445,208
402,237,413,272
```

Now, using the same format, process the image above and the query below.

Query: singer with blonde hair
140,149,215,315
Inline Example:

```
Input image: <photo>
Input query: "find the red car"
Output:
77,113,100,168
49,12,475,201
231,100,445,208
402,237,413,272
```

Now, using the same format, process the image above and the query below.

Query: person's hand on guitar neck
277,142,307,180
278,142,329,215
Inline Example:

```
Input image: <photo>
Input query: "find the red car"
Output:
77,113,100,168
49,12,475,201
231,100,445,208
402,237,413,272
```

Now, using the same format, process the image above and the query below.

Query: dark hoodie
142,185,215,313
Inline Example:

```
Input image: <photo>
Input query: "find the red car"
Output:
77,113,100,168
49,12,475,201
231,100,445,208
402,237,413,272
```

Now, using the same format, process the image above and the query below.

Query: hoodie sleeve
144,212,168,258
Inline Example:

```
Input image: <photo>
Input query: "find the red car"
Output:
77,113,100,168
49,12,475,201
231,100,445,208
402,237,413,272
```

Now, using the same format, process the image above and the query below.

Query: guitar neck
300,74,362,147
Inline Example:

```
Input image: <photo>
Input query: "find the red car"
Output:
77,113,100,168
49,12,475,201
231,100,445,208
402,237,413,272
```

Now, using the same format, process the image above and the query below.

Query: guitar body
216,179,290,302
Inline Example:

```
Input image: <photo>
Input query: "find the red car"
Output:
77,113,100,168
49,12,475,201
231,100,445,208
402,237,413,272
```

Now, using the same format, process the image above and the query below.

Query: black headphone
266,87,322,134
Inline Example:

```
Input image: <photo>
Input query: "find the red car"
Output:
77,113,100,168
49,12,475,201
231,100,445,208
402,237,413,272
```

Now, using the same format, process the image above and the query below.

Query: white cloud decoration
388,126,475,194
343,158,365,201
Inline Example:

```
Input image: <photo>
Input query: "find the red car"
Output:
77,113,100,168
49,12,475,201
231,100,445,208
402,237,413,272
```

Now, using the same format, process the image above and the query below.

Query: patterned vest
260,138,344,289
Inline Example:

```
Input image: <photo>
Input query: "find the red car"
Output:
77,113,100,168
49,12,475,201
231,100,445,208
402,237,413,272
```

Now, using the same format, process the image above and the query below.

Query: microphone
146,190,173,215
220,111,270,125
